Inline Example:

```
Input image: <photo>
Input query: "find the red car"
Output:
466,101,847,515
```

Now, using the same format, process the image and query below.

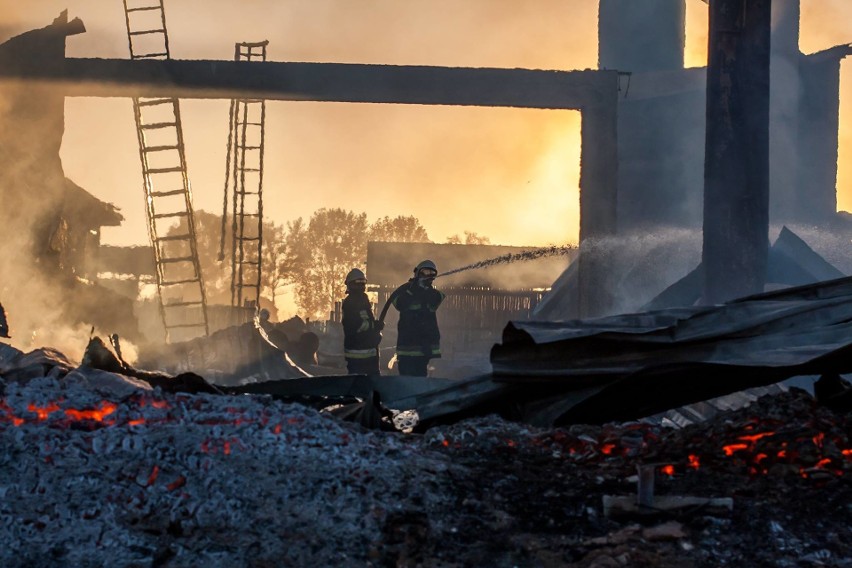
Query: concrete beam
0,57,617,111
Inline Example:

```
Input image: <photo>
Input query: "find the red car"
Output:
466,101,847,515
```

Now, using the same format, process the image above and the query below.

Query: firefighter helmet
345,268,367,285
413,259,437,276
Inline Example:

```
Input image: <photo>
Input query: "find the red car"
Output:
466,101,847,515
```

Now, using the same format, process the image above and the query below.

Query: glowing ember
146,465,160,486
687,454,700,470
723,443,750,456
738,432,775,444
660,464,675,476
166,475,186,492
0,400,23,426
27,402,61,420
64,401,117,422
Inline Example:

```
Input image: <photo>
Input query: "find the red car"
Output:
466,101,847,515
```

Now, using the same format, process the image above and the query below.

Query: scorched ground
0,362,850,567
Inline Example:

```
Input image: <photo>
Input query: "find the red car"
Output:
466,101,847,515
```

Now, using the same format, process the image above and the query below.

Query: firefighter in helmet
0,302,9,339
341,268,383,375
390,259,445,376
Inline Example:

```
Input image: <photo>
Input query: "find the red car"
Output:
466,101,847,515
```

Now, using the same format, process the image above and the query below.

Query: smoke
587,228,703,314
0,207,101,364
0,68,140,362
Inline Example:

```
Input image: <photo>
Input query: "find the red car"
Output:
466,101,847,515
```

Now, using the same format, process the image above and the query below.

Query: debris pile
0,341,849,566
0,355,457,566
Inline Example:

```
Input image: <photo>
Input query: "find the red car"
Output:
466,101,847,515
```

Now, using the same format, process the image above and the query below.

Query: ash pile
1,342,850,567
0,343,458,566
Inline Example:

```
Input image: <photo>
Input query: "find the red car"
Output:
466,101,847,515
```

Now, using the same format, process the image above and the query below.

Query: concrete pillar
769,0,802,222
599,0,686,73
578,86,620,317
702,0,772,304
797,56,843,222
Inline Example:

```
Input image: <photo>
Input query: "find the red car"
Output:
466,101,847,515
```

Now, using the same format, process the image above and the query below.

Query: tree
261,223,293,309
368,215,431,243
446,231,492,245
286,208,369,320
164,210,291,309
282,211,433,320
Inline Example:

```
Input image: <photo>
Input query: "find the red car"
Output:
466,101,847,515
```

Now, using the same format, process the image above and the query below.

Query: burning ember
0,372,460,565
0,347,849,566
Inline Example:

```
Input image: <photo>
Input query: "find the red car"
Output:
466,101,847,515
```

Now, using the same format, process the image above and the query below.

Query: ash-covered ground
0,349,850,567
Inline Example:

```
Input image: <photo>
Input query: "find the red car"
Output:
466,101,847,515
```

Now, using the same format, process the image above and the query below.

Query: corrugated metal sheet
492,275,852,423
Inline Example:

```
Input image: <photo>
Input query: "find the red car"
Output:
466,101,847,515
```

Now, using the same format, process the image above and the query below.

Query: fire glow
2,398,124,427
0,393,323,462
0,394,272,437
521,422,849,480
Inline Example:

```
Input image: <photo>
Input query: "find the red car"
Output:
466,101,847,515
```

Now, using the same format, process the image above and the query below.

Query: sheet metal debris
492,275,852,424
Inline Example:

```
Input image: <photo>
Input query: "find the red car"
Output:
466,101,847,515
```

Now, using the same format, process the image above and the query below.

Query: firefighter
0,302,9,339
391,259,445,376
341,268,382,375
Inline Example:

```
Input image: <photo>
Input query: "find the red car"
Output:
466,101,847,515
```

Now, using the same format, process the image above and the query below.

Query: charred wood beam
702,0,771,304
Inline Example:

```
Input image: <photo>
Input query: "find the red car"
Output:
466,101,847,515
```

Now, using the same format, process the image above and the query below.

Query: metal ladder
222,41,269,313
122,0,209,343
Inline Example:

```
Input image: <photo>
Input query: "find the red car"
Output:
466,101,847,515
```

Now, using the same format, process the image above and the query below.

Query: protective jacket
342,291,381,360
391,279,445,358
0,302,8,338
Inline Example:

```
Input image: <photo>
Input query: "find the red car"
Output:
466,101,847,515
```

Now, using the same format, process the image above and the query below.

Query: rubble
1,336,848,566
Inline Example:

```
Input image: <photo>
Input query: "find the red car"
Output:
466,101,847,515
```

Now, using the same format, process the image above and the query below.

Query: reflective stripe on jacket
344,347,379,359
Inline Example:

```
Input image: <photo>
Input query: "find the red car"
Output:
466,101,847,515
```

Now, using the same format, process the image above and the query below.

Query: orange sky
2,1,852,248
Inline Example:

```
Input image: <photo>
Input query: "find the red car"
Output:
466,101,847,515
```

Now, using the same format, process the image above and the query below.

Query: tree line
171,209,492,321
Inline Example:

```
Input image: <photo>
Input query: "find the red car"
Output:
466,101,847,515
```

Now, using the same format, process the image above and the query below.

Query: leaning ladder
223,41,268,312
122,0,209,343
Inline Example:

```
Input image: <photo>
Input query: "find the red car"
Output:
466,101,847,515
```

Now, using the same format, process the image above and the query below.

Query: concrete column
578,79,619,317
599,0,686,73
769,0,801,222
797,57,843,221
702,0,772,304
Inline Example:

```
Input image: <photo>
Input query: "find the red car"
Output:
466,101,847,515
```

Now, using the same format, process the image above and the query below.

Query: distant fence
375,286,546,353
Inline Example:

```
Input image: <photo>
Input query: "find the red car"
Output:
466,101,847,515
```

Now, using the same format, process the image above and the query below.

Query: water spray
378,245,576,324
435,245,576,279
